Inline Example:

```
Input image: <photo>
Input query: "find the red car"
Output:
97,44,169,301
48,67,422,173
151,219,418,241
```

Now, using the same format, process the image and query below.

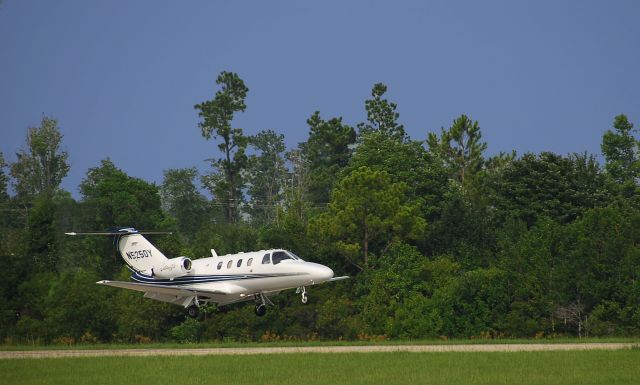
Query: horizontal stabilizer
66,229,172,236
329,276,350,282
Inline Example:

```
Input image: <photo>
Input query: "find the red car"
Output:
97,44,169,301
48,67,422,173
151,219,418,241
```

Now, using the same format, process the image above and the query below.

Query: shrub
170,318,201,343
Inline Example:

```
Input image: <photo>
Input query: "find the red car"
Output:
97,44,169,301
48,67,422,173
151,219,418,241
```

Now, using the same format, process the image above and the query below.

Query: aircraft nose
320,265,334,281
308,263,334,282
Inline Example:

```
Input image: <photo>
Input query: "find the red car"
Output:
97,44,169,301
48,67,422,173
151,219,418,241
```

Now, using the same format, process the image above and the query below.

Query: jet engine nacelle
152,257,192,279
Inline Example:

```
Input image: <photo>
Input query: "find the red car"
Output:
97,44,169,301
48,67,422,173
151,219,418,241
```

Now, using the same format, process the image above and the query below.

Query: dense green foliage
1,75,639,344
2,351,640,385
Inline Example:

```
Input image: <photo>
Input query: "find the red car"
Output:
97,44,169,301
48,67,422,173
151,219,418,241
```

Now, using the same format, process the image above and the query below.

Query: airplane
66,228,348,318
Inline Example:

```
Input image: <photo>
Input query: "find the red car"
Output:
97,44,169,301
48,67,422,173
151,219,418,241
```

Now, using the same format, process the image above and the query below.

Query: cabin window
237,259,243,268
227,260,232,269
262,253,271,264
272,251,293,265
217,261,223,270
247,258,253,267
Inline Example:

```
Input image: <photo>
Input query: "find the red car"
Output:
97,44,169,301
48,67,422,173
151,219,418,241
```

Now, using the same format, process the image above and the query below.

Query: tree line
1,71,638,344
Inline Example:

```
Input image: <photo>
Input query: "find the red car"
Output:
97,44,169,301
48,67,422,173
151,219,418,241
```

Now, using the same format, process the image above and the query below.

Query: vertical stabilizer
118,234,168,275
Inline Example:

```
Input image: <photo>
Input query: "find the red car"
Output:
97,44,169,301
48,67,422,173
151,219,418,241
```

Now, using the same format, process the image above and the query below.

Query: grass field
1,350,639,385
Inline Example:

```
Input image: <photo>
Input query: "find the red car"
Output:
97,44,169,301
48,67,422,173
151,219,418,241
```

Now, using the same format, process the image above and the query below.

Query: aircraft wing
97,280,233,297
97,279,256,306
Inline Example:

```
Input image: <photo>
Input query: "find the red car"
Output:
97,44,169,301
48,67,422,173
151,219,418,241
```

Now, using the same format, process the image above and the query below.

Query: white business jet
66,228,347,318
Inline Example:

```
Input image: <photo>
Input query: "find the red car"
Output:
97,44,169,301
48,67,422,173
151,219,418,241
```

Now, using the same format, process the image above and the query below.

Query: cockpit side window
262,253,271,264
272,251,293,265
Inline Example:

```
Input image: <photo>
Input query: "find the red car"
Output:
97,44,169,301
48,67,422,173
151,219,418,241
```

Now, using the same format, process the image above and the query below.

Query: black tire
255,304,267,317
187,305,199,318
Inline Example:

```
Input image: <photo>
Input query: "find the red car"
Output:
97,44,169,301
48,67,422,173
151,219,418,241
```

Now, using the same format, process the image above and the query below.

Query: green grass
1,351,639,385
2,337,639,351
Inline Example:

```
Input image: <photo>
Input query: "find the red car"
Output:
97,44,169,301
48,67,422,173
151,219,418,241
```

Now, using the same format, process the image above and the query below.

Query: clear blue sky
1,0,638,197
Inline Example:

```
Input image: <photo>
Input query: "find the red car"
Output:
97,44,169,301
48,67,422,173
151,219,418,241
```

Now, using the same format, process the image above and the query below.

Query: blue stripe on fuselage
129,271,302,286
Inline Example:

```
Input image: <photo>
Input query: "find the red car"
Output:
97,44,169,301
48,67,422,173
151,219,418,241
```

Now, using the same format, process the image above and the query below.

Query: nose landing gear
297,286,308,304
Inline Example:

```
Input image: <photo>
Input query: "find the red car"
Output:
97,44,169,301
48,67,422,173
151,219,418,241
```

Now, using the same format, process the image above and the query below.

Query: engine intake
152,257,192,279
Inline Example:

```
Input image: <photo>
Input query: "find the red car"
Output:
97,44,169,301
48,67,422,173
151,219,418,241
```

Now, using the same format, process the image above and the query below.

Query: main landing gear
187,305,199,318
187,296,203,318
254,293,273,317
255,303,267,317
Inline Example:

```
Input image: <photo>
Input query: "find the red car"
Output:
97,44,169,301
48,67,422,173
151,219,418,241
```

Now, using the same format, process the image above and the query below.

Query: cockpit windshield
287,251,303,261
271,250,301,264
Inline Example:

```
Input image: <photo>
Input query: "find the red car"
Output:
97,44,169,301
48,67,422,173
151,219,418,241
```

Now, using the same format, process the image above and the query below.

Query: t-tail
66,228,191,279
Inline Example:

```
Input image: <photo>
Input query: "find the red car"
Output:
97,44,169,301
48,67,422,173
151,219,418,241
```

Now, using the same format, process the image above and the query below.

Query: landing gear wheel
187,305,199,318
301,291,308,304
255,303,267,317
